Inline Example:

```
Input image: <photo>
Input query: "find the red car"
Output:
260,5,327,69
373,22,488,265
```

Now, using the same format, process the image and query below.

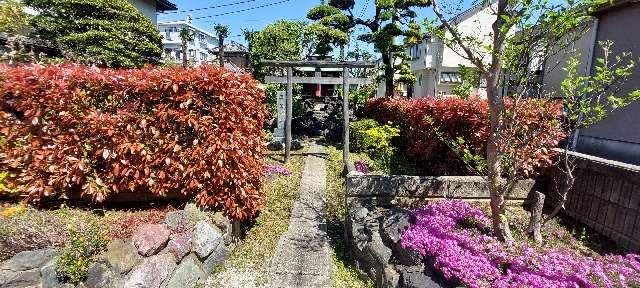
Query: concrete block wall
346,175,537,208
547,151,640,251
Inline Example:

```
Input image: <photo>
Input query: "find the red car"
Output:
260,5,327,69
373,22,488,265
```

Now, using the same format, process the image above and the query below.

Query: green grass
216,150,306,284
325,145,373,288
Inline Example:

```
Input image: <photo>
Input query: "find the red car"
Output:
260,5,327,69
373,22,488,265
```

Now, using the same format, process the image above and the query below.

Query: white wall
440,3,496,69
411,69,436,97
158,22,218,65
405,3,496,98
128,0,157,24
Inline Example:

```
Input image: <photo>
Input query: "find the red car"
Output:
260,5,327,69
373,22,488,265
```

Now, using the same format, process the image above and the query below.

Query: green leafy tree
179,28,194,68
0,0,29,34
245,20,307,81
214,23,229,67
307,0,430,96
428,0,613,241
25,0,163,68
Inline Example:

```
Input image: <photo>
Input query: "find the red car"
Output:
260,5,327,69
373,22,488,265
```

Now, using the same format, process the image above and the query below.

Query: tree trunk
218,39,225,67
485,0,514,242
181,41,188,68
528,191,545,244
486,72,513,242
382,52,394,97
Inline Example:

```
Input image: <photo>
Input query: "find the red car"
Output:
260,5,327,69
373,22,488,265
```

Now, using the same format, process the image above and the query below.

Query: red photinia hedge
0,64,266,221
365,97,563,175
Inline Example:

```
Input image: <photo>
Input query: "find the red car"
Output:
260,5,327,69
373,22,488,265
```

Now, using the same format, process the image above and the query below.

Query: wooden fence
546,150,640,251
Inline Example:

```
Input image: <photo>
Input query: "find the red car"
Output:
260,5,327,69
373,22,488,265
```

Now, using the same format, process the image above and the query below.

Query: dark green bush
25,0,163,68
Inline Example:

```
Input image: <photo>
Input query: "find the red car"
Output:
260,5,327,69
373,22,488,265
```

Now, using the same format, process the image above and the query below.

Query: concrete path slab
267,143,331,288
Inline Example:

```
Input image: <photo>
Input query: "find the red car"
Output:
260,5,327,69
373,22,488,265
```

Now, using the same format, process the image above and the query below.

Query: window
440,72,461,83
199,34,206,41
410,45,420,59
200,53,207,61
438,91,446,97
418,73,422,86
189,50,196,58
175,50,181,58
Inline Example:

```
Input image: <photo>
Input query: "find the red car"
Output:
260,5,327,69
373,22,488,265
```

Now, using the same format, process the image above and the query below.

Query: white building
405,2,496,98
158,18,219,65
127,0,177,24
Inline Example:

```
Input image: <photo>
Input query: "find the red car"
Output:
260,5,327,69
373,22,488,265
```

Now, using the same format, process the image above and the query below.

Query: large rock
40,260,60,288
0,248,56,272
0,248,56,288
165,254,205,288
0,269,41,288
192,220,223,259
132,224,170,257
83,262,122,288
202,244,231,273
124,253,176,288
381,208,415,244
164,210,188,231
348,206,372,251
398,264,448,288
102,239,142,275
383,266,400,288
362,232,392,269
166,232,192,262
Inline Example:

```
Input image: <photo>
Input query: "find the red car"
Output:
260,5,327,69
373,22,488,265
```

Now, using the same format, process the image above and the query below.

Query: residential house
127,0,177,24
405,2,496,98
541,0,640,165
158,17,218,65
375,57,410,98
212,41,250,71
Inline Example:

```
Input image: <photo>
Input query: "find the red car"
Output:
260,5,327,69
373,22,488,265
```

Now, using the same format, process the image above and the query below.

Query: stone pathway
267,143,331,288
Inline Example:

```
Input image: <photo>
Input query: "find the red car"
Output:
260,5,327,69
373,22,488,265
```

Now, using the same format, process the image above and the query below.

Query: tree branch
431,0,487,73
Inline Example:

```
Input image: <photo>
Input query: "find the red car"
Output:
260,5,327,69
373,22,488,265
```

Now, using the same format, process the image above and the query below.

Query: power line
196,0,294,22
358,0,370,19
158,0,259,14
356,0,371,34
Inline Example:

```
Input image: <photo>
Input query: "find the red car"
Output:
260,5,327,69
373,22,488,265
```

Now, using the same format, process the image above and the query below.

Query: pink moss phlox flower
400,200,640,287
354,160,370,174
264,164,291,176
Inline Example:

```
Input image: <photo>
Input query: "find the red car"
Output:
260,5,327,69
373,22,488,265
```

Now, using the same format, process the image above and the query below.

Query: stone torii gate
262,60,375,169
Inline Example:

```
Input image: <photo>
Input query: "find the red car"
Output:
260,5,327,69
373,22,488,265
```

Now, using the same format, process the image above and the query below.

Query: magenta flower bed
400,200,640,287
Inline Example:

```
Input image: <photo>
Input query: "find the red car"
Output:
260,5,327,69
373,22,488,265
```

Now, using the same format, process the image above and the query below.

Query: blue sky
157,0,441,47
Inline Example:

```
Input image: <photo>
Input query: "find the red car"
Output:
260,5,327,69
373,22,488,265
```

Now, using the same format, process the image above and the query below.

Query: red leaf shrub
0,64,266,220
365,97,563,175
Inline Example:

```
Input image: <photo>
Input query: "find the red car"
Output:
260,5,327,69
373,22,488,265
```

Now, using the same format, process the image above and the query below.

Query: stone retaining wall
346,175,538,208
546,150,640,251
0,204,233,288
345,174,539,287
